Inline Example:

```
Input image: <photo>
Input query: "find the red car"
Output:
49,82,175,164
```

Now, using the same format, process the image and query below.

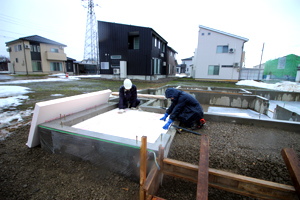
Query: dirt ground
1,116,299,200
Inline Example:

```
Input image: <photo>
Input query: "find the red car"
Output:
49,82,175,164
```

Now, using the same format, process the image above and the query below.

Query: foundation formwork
36,101,174,182
28,86,300,184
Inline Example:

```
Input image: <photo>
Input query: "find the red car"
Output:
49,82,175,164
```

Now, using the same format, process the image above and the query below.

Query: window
51,48,59,53
201,33,204,36
15,58,18,63
170,52,172,57
208,65,219,75
31,45,40,52
128,32,139,50
162,44,165,52
18,45,22,51
50,62,62,71
217,45,228,53
101,62,109,69
133,37,139,49
153,58,161,74
208,32,211,35
32,61,42,71
14,45,17,52
155,37,157,47
110,55,122,59
158,40,160,49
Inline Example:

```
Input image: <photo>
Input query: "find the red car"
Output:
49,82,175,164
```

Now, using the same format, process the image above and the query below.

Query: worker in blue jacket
118,79,140,113
160,88,204,130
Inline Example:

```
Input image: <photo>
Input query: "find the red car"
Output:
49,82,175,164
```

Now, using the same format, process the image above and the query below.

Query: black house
98,21,170,80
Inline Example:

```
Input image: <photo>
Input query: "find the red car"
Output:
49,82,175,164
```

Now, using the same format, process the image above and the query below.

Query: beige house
5,35,67,75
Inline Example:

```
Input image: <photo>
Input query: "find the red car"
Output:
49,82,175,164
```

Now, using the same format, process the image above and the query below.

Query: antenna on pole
81,0,100,72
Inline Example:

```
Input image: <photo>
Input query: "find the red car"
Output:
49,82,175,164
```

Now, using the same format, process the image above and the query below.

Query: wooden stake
196,135,209,200
140,136,147,200
281,148,300,199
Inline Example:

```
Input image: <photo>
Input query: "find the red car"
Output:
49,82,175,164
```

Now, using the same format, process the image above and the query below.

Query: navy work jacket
119,84,139,109
165,88,204,125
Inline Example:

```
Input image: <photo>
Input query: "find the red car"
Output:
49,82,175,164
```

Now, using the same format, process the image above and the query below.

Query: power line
0,19,67,36
0,14,66,33
0,29,26,35
0,35,16,39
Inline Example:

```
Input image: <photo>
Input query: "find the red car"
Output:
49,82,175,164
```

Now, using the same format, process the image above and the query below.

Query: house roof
199,25,249,42
5,35,67,47
181,56,193,61
167,46,178,54
98,20,168,44
67,57,76,61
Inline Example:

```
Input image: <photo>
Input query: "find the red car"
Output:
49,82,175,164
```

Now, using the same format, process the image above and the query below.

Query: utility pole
81,0,100,73
258,43,265,81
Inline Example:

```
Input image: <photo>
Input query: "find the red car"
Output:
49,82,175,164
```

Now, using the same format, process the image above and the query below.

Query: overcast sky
1,0,299,67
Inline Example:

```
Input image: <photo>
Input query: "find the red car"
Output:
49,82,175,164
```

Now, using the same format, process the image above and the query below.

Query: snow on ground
0,74,101,85
0,85,33,139
175,73,189,78
236,80,300,92
0,86,32,109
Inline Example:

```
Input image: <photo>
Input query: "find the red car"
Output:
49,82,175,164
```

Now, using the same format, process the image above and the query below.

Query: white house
194,25,248,82
181,57,193,76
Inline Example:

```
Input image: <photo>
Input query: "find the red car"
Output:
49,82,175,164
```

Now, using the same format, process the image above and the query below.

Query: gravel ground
1,117,299,200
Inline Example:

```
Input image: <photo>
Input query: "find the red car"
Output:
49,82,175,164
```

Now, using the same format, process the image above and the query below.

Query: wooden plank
111,92,166,100
163,158,297,200
140,136,147,200
196,135,209,200
281,148,300,198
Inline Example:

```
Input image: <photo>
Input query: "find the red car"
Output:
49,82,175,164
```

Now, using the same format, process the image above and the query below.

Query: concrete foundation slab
207,107,270,120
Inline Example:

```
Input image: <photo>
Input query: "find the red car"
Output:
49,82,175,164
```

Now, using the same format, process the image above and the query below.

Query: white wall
195,28,245,80
182,59,193,75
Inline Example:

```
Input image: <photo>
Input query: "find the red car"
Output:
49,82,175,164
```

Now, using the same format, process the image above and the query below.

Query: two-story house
5,35,67,75
194,25,248,81
167,46,178,76
98,21,175,80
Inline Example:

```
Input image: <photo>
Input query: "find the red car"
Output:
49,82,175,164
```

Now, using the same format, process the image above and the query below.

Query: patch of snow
51,94,64,97
0,108,33,128
0,85,31,97
236,80,300,92
175,73,188,78
0,95,29,110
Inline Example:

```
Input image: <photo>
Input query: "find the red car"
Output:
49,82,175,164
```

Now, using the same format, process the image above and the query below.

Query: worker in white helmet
118,79,140,113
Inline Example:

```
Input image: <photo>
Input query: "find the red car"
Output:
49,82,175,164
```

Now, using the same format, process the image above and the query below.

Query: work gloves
163,119,173,130
160,113,169,121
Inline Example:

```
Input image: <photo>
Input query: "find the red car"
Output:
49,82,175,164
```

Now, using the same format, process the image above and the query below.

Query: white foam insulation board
27,89,112,148
73,108,168,144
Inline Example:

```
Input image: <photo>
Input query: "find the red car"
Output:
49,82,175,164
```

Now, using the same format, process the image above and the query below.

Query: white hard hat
124,79,132,89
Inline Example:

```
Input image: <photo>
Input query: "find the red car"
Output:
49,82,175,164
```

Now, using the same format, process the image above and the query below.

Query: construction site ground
1,116,299,199
1,77,299,199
